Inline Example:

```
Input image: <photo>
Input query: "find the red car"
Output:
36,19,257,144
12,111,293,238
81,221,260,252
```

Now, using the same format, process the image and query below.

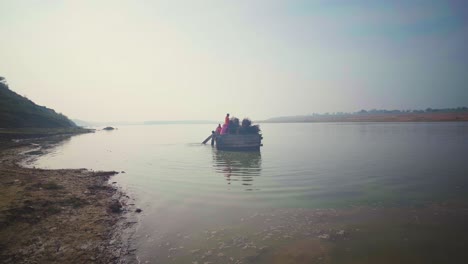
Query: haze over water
33,122,468,263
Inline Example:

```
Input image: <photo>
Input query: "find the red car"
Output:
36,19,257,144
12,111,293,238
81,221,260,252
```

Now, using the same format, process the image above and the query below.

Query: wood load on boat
202,114,263,151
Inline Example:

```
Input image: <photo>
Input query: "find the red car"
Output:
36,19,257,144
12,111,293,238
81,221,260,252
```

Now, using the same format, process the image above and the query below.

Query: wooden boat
215,133,262,151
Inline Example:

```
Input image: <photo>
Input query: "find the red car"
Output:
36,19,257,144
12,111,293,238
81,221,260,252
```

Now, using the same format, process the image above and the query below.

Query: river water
33,122,468,263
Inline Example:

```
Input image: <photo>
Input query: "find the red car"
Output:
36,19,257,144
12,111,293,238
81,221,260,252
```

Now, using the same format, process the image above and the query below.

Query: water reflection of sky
28,124,468,263
212,150,262,190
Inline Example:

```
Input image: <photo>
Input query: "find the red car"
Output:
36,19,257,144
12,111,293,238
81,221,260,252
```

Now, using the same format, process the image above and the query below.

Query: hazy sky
1,0,467,122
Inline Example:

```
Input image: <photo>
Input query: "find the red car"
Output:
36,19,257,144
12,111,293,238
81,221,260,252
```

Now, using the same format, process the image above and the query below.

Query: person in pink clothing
221,114,230,134
221,124,228,134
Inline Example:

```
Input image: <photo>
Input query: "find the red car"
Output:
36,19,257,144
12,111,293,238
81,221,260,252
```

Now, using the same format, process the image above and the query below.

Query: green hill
0,79,76,128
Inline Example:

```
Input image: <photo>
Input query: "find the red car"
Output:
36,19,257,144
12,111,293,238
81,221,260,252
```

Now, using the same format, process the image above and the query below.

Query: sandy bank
0,137,134,263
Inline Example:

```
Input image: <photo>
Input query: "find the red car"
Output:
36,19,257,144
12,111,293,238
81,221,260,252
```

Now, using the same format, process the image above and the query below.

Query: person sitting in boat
215,124,222,135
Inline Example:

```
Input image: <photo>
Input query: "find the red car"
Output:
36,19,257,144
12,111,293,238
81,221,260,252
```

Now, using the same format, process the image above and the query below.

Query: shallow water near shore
32,122,468,263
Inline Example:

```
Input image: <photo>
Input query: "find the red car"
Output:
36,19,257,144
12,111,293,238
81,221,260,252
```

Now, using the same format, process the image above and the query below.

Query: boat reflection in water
212,150,262,189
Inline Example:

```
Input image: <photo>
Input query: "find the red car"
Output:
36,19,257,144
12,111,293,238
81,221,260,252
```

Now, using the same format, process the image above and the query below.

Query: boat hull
215,134,262,151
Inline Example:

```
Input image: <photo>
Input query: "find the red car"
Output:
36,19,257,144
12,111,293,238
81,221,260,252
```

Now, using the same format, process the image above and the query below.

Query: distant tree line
308,107,468,116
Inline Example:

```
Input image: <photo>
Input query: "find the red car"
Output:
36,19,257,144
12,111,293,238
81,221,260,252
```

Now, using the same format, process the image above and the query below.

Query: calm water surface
33,123,468,263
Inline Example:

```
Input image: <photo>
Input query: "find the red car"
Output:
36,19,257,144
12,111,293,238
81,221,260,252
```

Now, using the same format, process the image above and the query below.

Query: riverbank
0,127,94,141
0,135,133,263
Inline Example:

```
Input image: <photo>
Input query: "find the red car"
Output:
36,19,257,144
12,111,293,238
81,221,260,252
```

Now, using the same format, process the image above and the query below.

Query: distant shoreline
73,112,468,127
260,112,468,123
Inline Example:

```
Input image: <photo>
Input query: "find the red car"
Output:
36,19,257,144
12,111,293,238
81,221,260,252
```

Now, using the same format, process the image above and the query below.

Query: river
33,122,468,263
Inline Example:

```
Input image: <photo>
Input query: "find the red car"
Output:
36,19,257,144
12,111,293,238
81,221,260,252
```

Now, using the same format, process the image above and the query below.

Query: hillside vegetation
264,107,468,123
0,81,76,128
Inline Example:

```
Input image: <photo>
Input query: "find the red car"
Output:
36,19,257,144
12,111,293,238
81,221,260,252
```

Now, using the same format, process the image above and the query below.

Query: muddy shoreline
0,136,135,263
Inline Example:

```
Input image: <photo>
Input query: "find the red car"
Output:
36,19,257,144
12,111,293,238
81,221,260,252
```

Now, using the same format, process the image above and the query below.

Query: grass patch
93,171,119,177
42,181,64,190
59,196,88,208
88,184,111,191
0,199,63,228
25,150,44,155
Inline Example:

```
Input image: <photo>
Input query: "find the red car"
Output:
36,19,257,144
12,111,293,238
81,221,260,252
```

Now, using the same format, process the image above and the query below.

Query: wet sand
134,205,468,263
0,137,134,263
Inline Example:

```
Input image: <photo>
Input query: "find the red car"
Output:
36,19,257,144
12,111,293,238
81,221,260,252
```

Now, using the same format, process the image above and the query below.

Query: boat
201,117,263,151
215,133,263,151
